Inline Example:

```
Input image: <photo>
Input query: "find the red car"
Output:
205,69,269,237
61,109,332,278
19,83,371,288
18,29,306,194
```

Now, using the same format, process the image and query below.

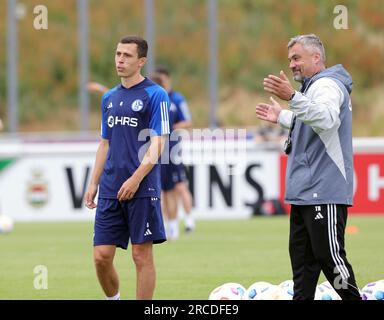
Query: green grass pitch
0,215,383,300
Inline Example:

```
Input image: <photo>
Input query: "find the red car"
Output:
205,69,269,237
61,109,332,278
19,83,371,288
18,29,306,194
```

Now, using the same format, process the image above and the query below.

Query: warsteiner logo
27,169,49,208
107,115,138,128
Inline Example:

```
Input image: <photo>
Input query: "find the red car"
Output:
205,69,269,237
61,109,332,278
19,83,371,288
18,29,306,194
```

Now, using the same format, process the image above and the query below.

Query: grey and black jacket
278,64,353,205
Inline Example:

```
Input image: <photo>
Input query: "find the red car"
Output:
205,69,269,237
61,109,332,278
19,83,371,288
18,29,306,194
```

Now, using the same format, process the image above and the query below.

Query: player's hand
117,176,140,201
84,184,98,209
255,97,282,123
263,70,295,101
87,82,109,94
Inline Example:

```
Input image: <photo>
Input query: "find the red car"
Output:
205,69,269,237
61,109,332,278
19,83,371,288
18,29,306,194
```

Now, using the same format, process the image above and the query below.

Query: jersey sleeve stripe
161,101,165,134
161,101,170,134
166,102,170,133
165,101,170,132
162,101,167,134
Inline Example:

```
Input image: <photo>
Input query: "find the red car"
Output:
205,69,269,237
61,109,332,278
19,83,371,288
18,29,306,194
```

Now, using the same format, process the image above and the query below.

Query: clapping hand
263,70,295,101
255,97,282,124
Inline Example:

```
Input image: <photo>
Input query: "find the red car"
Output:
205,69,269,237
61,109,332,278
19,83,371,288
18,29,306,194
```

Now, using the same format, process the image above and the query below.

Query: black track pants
289,204,361,300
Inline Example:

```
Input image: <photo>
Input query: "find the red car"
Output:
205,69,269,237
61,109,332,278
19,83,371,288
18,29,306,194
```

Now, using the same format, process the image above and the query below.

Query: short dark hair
119,36,148,58
154,65,171,77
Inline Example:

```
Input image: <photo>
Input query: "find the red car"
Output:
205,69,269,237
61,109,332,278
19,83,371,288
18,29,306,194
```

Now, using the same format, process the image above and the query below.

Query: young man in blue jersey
153,66,195,239
84,36,170,300
87,68,194,241
256,34,361,300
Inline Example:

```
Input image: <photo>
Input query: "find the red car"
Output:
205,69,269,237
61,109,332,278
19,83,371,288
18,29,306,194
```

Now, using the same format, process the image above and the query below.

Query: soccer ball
276,280,294,300
246,281,280,300
361,280,384,300
0,214,14,234
315,281,341,300
208,282,246,300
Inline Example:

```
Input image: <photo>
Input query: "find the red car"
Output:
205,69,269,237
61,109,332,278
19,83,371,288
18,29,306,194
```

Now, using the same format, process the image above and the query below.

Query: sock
164,220,170,237
168,219,179,239
106,292,120,300
185,215,195,229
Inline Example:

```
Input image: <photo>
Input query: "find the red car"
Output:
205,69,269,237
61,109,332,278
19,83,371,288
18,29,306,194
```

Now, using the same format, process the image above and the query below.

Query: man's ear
313,52,321,64
138,57,147,68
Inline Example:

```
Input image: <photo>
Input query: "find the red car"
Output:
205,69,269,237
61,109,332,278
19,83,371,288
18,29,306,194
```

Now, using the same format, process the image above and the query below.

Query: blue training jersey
168,91,191,130
99,78,170,199
168,91,191,148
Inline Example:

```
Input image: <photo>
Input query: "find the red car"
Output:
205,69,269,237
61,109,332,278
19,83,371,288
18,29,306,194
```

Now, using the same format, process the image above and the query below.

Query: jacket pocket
286,153,311,200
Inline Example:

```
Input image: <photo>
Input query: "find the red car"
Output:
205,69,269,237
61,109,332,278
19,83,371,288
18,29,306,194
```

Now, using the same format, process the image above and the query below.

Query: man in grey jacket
256,34,361,300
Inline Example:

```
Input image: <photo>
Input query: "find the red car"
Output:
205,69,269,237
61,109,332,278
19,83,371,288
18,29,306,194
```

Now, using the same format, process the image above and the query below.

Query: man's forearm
132,136,165,183
90,140,109,186
288,83,342,131
277,109,294,130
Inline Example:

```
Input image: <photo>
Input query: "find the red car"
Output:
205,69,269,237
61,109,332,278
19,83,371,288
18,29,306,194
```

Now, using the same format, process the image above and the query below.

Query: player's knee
132,245,153,269
94,248,114,269
175,182,187,193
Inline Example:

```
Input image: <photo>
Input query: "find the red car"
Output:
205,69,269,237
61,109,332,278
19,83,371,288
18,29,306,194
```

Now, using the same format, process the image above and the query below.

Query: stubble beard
292,71,303,83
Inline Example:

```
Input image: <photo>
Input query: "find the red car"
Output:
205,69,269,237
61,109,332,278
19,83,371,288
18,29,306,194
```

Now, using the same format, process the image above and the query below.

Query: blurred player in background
255,34,361,300
84,36,170,300
87,82,109,95
253,123,287,145
153,66,195,239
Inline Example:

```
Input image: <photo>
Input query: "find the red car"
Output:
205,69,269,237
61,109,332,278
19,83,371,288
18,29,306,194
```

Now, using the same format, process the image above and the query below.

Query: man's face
158,73,171,92
115,43,146,77
288,43,320,82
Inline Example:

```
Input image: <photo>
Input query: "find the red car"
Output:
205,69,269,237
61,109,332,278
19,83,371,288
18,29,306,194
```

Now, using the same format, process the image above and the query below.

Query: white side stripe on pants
327,204,350,279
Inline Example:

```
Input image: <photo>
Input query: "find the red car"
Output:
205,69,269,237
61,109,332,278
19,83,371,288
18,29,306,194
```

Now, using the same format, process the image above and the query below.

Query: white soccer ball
315,281,341,300
208,282,246,300
0,214,14,234
276,280,294,300
361,280,384,300
246,281,280,300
